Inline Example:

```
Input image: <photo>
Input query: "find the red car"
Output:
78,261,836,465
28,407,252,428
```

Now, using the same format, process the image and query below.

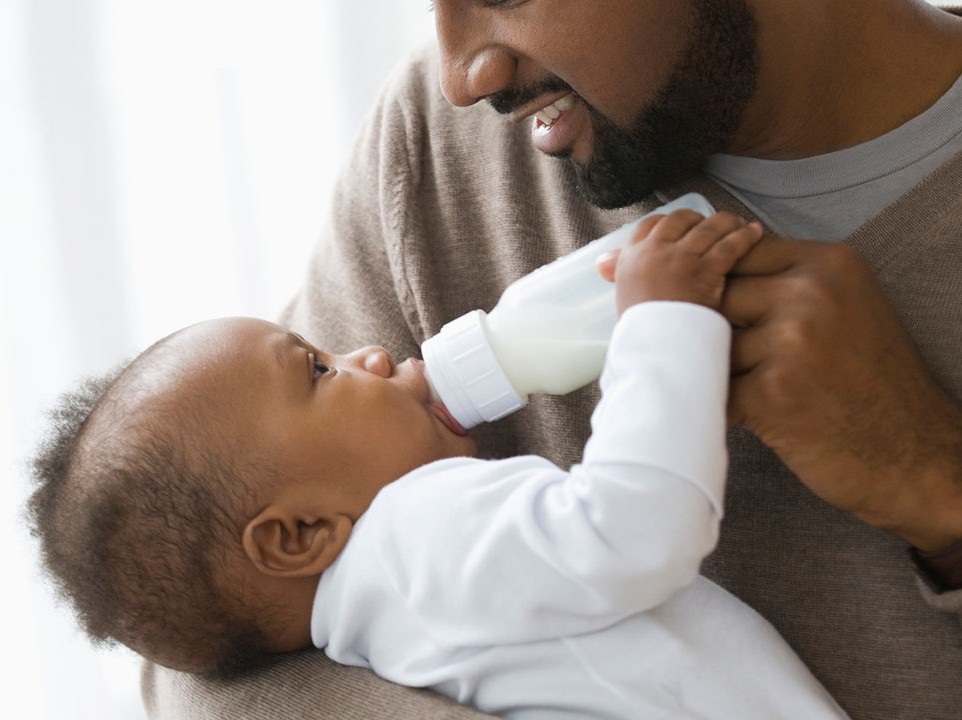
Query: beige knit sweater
143,43,962,720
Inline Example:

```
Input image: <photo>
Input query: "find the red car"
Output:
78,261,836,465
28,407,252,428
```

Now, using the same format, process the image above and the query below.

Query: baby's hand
596,210,763,314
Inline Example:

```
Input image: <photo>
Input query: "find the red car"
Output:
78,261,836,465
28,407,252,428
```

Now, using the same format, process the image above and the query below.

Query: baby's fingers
596,248,620,282
704,221,764,273
678,212,747,255
626,213,667,246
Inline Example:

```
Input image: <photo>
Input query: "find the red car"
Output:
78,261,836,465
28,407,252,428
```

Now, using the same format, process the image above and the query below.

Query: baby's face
158,318,477,518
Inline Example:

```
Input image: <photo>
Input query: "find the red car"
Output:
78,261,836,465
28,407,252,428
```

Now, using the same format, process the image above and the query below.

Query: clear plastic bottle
421,193,716,429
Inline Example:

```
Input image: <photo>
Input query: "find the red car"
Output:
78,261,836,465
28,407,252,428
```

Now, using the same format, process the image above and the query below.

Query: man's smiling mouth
532,92,576,128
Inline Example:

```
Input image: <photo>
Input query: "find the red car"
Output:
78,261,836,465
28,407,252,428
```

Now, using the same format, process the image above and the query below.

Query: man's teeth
534,93,575,127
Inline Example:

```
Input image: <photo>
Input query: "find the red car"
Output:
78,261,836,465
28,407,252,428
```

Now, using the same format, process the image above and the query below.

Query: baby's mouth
408,357,469,436
431,401,468,437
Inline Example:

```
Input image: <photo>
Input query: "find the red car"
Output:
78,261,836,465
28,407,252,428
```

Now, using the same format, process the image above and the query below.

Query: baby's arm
557,210,764,604
499,212,765,619
376,302,740,644
372,211,765,644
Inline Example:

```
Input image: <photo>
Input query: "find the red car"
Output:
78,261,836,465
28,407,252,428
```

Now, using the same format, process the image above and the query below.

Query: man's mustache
487,78,574,115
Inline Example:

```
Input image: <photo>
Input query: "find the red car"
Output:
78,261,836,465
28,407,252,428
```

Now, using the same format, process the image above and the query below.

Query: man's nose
435,6,516,107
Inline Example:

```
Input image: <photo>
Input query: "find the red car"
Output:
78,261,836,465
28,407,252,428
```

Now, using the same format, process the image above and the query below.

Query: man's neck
728,0,962,160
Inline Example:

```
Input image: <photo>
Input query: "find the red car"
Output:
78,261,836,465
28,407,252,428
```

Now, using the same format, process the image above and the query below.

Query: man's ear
241,506,353,578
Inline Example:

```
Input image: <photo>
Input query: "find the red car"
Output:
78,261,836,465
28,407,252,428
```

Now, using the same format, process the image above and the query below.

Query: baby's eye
309,352,330,382
312,360,330,381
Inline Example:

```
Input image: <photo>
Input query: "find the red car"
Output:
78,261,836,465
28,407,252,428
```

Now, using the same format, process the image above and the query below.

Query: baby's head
28,317,475,675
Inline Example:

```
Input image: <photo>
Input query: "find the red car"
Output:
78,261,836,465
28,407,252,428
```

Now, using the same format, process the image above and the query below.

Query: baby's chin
435,435,478,463
461,436,479,458
453,431,478,459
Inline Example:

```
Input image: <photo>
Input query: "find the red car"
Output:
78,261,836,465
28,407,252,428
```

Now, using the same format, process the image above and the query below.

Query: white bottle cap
421,309,527,429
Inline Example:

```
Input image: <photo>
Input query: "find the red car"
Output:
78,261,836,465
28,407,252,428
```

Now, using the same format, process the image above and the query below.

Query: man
143,1,962,718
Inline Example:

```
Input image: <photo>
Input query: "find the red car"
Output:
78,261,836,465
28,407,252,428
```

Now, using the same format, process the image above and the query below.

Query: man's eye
429,0,517,11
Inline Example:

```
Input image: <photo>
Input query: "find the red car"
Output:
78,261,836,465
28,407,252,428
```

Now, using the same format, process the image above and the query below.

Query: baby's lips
432,401,468,437
408,357,469,436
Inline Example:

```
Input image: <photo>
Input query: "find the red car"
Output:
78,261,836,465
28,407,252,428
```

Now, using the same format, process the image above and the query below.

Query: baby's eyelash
309,353,330,382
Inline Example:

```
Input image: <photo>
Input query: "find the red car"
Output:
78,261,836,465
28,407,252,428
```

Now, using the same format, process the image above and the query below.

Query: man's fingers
726,373,755,428
720,274,781,328
729,325,769,376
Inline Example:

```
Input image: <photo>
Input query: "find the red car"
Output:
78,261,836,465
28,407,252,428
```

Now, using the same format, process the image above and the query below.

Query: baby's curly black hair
27,343,274,677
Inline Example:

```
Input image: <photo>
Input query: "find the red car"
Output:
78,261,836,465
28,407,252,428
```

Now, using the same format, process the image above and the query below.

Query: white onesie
312,302,849,720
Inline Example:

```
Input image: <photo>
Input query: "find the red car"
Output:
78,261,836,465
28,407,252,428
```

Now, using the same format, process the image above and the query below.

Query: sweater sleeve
373,302,732,646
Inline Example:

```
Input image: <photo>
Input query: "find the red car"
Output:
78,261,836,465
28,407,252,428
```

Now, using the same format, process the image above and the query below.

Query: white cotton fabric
312,302,849,719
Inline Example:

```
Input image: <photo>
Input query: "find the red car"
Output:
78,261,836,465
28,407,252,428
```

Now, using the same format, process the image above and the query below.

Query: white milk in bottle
421,193,715,430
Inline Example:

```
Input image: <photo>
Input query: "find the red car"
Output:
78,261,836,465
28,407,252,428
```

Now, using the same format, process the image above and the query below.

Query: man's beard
563,0,758,209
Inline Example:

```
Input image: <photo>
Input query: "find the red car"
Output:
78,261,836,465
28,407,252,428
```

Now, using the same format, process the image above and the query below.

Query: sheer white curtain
1,1,434,717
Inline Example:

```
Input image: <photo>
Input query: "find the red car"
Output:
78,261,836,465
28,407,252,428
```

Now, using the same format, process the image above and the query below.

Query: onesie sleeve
373,301,732,646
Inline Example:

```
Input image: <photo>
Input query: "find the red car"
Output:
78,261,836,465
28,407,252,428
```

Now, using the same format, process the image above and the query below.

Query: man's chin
545,150,642,209
569,158,660,210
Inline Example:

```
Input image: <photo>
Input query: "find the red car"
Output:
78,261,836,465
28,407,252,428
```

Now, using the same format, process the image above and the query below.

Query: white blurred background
2,1,954,718
1,1,434,717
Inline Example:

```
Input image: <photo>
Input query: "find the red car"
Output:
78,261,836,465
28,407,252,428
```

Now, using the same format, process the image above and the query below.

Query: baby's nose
354,346,394,377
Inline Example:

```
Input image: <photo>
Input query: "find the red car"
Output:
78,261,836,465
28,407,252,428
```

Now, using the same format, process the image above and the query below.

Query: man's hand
724,235,962,552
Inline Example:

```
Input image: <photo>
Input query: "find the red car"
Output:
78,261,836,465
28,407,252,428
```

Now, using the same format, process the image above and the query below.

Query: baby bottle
421,193,716,430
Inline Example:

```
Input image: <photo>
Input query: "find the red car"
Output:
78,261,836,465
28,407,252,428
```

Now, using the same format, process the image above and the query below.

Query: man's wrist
911,540,962,591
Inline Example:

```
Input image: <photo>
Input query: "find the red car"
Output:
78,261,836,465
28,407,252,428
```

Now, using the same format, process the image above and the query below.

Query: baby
29,209,849,719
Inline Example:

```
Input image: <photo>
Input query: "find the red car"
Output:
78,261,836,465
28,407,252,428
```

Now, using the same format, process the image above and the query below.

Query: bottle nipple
421,310,526,430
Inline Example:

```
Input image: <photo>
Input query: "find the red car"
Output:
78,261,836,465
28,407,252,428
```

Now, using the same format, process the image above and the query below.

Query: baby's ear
242,507,352,578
